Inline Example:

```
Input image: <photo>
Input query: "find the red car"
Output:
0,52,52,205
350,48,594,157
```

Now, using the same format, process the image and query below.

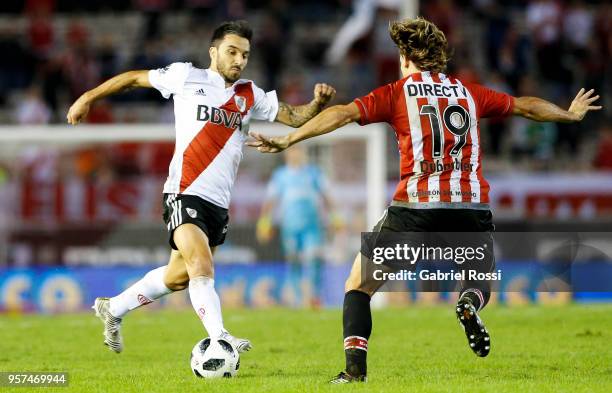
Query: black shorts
371,206,494,233
162,193,229,250
361,206,495,272
361,206,496,295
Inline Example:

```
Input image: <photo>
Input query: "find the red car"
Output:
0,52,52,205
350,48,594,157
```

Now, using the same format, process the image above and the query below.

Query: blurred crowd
0,0,610,171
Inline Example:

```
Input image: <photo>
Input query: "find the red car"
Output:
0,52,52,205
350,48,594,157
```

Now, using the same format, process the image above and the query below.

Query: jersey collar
405,71,447,81
205,68,227,87
406,71,426,80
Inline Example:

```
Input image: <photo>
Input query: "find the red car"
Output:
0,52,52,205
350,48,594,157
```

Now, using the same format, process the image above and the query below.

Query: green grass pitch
1,304,611,392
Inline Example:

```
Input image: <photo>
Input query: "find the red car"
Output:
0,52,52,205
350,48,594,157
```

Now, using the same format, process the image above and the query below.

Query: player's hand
568,88,602,121
329,210,345,231
313,83,336,107
247,132,290,153
256,215,274,244
66,99,91,125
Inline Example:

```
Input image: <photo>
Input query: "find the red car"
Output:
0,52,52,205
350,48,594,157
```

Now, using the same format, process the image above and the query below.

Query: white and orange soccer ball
190,337,240,379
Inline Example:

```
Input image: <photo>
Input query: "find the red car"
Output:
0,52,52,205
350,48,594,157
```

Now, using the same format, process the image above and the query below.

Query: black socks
342,290,372,376
460,288,488,311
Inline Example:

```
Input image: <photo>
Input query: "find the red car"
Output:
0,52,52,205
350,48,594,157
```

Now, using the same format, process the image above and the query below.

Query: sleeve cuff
504,96,515,117
148,69,171,99
353,98,368,126
265,90,279,122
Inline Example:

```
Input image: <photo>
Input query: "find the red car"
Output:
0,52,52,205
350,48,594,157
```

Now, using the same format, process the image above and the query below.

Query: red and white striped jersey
354,71,514,209
149,62,279,208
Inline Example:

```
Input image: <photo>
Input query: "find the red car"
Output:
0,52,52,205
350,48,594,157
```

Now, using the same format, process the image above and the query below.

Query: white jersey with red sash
149,62,279,208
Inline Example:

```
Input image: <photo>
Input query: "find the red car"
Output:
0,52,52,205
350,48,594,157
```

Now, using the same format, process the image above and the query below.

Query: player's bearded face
212,35,250,84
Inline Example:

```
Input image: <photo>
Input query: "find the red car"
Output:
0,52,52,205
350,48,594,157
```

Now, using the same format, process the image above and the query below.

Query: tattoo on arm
276,101,324,127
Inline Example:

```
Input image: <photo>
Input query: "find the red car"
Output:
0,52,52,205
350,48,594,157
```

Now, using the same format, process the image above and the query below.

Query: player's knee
345,275,378,296
345,275,367,294
162,267,189,291
184,254,214,278
344,276,357,292
164,276,189,291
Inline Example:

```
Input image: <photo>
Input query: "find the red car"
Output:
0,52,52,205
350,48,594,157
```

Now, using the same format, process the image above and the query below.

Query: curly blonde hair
389,17,450,73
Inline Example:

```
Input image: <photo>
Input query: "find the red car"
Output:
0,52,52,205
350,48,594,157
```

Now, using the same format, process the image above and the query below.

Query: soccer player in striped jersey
66,20,335,354
248,17,601,383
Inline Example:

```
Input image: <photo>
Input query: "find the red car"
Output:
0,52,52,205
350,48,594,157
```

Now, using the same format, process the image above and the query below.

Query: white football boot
93,297,123,353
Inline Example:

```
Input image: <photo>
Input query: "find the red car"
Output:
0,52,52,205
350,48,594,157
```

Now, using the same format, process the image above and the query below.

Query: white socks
107,269,226,338
188,276,226,338
109,266,173,318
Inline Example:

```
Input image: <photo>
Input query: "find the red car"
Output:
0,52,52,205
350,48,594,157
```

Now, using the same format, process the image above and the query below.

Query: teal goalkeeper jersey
265,165,327,232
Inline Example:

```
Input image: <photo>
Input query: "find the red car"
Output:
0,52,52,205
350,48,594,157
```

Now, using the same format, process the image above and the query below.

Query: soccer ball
190,337,240,379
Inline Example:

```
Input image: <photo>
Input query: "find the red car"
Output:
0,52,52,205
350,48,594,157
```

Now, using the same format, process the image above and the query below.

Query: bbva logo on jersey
196,105,243,130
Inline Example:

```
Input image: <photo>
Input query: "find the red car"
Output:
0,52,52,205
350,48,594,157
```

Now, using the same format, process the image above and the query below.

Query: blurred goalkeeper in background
257,145,334,308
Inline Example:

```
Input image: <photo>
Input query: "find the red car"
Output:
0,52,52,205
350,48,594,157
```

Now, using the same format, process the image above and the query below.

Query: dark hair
389,17,450,73
210,20,253,47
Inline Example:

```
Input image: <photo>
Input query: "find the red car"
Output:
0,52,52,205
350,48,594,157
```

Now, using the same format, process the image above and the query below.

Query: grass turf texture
1,305,611,393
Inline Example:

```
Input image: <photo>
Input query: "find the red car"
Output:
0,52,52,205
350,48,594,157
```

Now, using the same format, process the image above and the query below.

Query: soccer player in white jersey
249,17,601,382
66,20,336,354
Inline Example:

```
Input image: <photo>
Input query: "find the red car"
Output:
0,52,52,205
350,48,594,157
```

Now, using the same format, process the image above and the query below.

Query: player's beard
219,63,242,84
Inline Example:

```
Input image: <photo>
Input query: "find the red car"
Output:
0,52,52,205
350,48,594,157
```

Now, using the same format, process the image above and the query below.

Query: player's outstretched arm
66,70,152,125
275,83,336,128
248,102,361,153
513,88,602,123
